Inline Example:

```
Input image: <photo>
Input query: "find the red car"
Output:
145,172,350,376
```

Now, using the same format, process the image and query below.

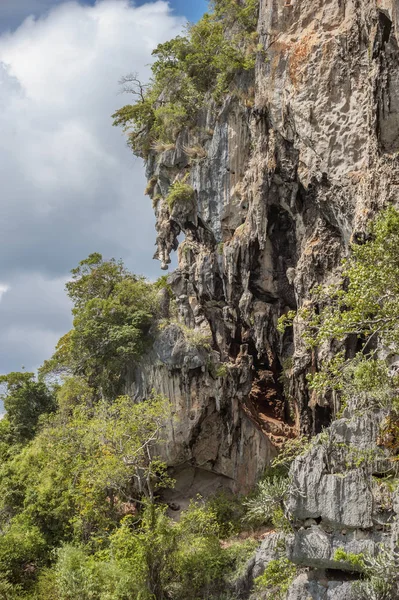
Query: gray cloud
0,0,67,31
0,275,71,373
0,0,184,374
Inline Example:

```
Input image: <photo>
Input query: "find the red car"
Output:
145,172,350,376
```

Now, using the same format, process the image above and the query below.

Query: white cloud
0,0,184,373
0,285,9,302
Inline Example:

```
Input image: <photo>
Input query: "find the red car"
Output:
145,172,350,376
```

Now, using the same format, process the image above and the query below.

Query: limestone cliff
127,0,399,596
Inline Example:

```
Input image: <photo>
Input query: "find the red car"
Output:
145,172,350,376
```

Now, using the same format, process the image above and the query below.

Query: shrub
279,207,399,413
0,576,24,600
207,491,245,538
243,470,290,530
144,176,157,196
40,254,159,397
254,557,297,599
271,436,310,471
0,372,56,445
0,514,47,584
166,181,195,209
335,546,399,599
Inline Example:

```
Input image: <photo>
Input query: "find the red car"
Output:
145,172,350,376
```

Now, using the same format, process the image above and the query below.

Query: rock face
285,406,399,598
128,0,399,485
125,324,276,493
127,0,399,596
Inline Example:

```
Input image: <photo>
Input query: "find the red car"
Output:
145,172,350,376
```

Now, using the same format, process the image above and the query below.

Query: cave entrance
243,368,297,447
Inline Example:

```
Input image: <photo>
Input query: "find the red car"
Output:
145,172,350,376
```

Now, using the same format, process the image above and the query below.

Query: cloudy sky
0,0,207,375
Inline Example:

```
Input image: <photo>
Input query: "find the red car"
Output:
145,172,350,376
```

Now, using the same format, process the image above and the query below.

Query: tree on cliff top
112,0,259,158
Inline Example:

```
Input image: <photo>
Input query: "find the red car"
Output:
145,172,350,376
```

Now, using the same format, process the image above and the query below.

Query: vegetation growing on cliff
166,181,195,209
335,546,399,599
279,206,399,415
254,557,297,599
112,0,259,157
244,468,291,531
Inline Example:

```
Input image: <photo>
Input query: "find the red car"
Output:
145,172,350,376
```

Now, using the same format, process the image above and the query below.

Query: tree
0,372,56,444
41,254,158,397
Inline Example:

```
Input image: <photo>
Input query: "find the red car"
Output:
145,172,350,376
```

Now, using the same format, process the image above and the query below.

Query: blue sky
0,0,208,375
137,0,208,21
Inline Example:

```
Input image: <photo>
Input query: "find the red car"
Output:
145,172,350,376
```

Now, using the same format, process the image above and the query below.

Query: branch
118,72,148,102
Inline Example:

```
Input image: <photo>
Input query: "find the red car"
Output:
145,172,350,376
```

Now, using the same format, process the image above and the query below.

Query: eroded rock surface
127,0,399,596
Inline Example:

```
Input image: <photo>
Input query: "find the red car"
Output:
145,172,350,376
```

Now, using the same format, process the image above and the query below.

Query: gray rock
287,574,357,600
287,411,391,529
132,1,399,594
252,533,286,579
153,324,207,371
235,533,285,598
287,526,389,571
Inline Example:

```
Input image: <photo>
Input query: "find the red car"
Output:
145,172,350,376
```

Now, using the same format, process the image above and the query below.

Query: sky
0,0,208,375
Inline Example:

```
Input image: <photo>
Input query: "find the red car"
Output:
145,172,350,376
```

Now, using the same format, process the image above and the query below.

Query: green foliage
310,206,399,348
0,513,47,585
0,576,24,600
277,310,296,335
53,540,150,600
243,469,290,531
0,387,171,591
0,240,266,600
166,181,195,209
335,546,399,599
41,254,158,397
254,557,297,599
202,491,245,538
0,372,56,444
271,435,310,470
279,207,399,412
215,364,228,378
334,548,366,570
223,538,258,580
177,323,213,350
25,499,254,600
112,0,259,157
0,390,259,599
212,0,259,31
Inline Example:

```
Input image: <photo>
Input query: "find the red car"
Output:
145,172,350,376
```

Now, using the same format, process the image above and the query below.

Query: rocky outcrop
244,406,398,598
128,0,399,596
235,532,285,597
287,574,357,600
126,323,277,494
129,0,399,489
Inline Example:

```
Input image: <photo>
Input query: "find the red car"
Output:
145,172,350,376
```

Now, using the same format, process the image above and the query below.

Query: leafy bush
335,546,399,599
41,253,159,397
0,372,56,445
207,491,245,538
254,557,297,599
0,576,24,600
244,470,290,530
0,514,47,585
31,500,252,600
166,181,195,209
271,435,310,470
